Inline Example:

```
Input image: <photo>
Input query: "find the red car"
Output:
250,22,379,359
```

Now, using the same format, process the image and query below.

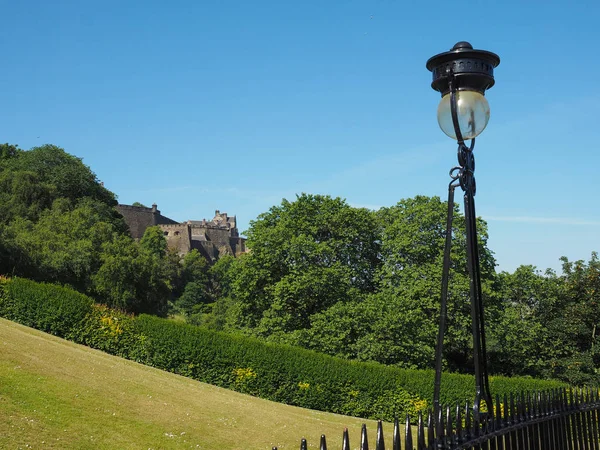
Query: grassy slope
0,318,393,449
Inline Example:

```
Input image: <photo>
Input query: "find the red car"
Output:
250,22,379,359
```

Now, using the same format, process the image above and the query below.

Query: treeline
197,195,600,386
0,143,598,387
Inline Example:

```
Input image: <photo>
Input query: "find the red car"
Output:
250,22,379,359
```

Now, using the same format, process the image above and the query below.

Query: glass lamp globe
437,90,490,140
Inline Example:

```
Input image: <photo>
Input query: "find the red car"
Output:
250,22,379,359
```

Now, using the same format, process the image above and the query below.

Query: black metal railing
273,388,600,449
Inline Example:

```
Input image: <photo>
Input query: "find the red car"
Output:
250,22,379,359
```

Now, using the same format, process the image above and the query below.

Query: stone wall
115,204,178,240
160,223,192,256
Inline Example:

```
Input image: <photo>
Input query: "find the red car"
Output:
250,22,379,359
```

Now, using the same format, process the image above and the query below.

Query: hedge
0,277,93,339
0,277,567,420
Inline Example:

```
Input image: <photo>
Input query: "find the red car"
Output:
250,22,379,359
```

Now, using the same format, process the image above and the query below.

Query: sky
1,0,599,273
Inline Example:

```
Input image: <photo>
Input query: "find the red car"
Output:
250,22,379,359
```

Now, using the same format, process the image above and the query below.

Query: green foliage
489,254,600,385
170,249,212,318
71,304,143,358
208,254,235,300
374,196,497,371
220,193,381,336
0,278,93,338
92,231,170,316
131,314,564,418
2,198,120,290
176,282,210,316
0,144,117,212
0,143,19,162
0,143,131,300
139,226,168,258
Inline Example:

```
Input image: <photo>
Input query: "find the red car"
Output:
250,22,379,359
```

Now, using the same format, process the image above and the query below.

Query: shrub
0,277,92,338
70,304,145,359
132,315,566,419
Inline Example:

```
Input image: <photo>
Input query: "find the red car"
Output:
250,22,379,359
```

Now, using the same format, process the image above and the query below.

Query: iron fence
273,388,600,449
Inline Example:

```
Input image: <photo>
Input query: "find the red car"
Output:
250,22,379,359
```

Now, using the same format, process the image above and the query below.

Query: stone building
116,204,246,262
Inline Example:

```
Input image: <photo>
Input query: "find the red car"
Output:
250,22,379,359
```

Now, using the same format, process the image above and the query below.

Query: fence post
376,420,385,450
393,417,401,450
320,434,327,450
361,423,369,450
405,415,414,450
342,428,350,450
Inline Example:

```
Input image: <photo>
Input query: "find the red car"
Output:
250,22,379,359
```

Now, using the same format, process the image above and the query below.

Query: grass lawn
0,318,394,449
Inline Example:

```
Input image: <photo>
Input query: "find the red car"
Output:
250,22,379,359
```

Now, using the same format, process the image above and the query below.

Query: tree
3,144,117,207
300,292,435,369
173,249,211,316
543,254,600,384
0,143,20,164
374,195,497,371
92,227,172,316
222,194,381,337
487,265,554,376
139,226,168,258
1,198,119,290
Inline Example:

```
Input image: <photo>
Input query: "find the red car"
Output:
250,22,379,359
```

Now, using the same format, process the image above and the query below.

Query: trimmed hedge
0,277,93,339
0,277,567,420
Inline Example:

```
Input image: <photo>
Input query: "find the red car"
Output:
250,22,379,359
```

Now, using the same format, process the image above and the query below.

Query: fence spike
361,423,369,450
417,412,426,449
436,403,444,442
495,394,502,430
464,400,472,442
300,438,307,450
428,410,435,446
445,405,453,447
586,386,591,404
590,390,600,450
405,415,413,450
455,404,463,444
342,428,350,450
376,420,385,450
320,434,327,450
393,417,401,450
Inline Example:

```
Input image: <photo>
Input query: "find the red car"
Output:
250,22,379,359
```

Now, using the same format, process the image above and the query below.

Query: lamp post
426,42,500,423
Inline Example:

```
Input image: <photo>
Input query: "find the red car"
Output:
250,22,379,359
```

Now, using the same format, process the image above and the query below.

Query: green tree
139,226,168,258
173,249,211,316
2,144,117,208
299,292,434,369
223,194,381,337
487,265,555,376
92,228,171,316
0,143,20,164
1,198,119,290
374,195,497,371
543,254,600,384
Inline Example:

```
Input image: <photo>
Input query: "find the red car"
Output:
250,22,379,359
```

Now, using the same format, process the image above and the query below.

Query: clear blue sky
1,0,599,273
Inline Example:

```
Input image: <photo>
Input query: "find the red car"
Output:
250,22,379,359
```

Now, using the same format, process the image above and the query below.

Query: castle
116,203,246,262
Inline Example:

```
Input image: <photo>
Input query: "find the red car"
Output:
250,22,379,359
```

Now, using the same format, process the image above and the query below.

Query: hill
0,318,388,449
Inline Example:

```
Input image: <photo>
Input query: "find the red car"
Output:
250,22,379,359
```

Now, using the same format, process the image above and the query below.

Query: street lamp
426,42,500,423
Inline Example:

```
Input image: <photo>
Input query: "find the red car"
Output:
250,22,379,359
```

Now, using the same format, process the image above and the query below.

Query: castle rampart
116,203,178,240
116,204,246,262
